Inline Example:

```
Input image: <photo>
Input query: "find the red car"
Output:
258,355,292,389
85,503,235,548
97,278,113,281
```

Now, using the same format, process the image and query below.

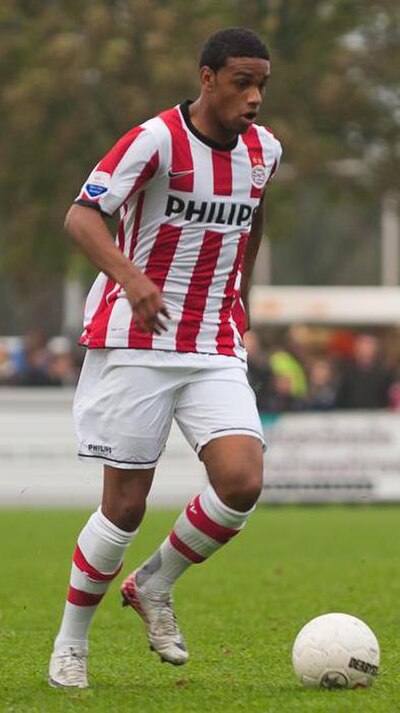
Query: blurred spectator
4,331,80,387
262,373,307,412
334,333,393,409
269,347,308,400
0,343,14,384
388,381,400,410
244,330,273,412
10,329,50,382
328,329,355,360
47,337,79,385
307,358,337,410
13,344,54,386
245,329,311,412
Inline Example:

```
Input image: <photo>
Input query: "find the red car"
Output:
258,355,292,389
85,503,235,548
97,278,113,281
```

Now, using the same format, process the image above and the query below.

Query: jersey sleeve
266,133,282,183
75,126,160,216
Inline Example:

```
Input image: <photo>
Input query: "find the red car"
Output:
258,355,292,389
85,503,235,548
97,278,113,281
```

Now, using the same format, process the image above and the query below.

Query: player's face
203,57,270,135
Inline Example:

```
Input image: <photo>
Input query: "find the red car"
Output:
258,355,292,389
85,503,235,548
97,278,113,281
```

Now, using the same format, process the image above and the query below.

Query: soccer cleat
48,645,89,689
121,572,189,666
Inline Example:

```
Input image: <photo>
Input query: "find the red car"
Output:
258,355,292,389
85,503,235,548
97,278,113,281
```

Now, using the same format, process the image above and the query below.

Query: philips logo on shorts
87,444,113,455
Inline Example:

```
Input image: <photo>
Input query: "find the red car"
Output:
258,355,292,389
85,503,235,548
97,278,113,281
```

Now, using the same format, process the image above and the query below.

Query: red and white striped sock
135,484,255,598
54,507,136,651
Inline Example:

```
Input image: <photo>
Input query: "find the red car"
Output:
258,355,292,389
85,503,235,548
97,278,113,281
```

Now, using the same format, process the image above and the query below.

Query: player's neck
189,99,237,147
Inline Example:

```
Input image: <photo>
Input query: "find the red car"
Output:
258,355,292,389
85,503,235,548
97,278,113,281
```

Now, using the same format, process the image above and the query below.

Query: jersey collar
179,100,239,152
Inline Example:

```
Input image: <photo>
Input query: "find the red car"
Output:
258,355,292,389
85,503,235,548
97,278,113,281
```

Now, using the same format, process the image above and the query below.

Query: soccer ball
292,613,380,689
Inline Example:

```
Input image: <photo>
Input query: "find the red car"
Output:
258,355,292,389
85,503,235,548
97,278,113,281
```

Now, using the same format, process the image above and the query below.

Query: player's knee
205,437,264,511
216,466,263,511
103,499,146,532
227,475,263,511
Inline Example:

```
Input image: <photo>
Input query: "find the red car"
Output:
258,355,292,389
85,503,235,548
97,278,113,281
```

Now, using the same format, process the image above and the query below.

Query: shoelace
59,650,86,684
152,600,181,641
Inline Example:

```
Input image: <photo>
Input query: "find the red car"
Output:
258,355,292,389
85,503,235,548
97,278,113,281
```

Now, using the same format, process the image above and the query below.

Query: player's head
199,28,271,135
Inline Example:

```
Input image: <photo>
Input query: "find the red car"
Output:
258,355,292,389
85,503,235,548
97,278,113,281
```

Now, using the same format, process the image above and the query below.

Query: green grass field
1,506,400,712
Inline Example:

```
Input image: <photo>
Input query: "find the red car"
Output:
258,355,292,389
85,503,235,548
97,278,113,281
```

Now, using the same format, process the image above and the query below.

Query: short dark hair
199,27,269,71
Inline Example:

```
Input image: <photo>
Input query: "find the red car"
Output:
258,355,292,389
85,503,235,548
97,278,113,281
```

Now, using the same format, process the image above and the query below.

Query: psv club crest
251,162,267,189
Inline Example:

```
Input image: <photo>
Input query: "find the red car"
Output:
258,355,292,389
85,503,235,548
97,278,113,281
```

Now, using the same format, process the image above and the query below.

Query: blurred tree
243,0,400,285
0,0,238,329
0,0,399,329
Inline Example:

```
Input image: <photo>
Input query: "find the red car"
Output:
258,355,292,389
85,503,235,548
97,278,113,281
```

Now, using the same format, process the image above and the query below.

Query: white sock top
199,484,255,530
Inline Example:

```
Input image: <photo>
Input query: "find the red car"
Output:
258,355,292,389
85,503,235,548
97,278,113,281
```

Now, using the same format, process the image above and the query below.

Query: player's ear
199,66,216,92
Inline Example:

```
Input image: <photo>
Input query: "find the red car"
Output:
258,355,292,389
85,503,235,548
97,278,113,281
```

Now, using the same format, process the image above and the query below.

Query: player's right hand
125,273,170,335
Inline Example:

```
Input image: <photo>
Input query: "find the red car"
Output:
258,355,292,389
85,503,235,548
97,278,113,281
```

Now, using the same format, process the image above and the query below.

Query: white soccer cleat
121,572,189,666
48,645,89,689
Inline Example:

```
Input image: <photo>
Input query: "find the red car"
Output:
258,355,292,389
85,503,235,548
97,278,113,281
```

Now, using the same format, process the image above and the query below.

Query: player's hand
125,273,170,335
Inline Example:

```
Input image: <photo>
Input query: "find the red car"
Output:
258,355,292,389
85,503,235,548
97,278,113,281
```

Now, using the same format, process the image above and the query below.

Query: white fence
261,412,400,502
1,389,400,507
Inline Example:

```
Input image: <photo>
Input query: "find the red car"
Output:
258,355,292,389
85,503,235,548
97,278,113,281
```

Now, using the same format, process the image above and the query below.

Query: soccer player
49,26,282,688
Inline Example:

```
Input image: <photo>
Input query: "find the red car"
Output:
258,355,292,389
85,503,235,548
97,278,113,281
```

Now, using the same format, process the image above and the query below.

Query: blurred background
1,0,400,504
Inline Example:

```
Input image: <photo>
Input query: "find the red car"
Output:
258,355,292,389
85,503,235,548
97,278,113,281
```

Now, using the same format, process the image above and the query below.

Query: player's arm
240,192,266,333
64,204,169,335
67,126,170,334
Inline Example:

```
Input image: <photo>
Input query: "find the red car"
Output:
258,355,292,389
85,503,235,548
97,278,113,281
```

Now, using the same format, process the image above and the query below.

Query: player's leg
49,352,176,687
130,437,262,600
200,433,263,511
49,466,154,689
126,366,264,660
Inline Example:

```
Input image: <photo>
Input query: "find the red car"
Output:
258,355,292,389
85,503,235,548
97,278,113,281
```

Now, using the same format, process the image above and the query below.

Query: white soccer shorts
74,350,265,469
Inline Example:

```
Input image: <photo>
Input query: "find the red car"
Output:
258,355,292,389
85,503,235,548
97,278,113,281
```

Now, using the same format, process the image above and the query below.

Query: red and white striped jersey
76,101,282,359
